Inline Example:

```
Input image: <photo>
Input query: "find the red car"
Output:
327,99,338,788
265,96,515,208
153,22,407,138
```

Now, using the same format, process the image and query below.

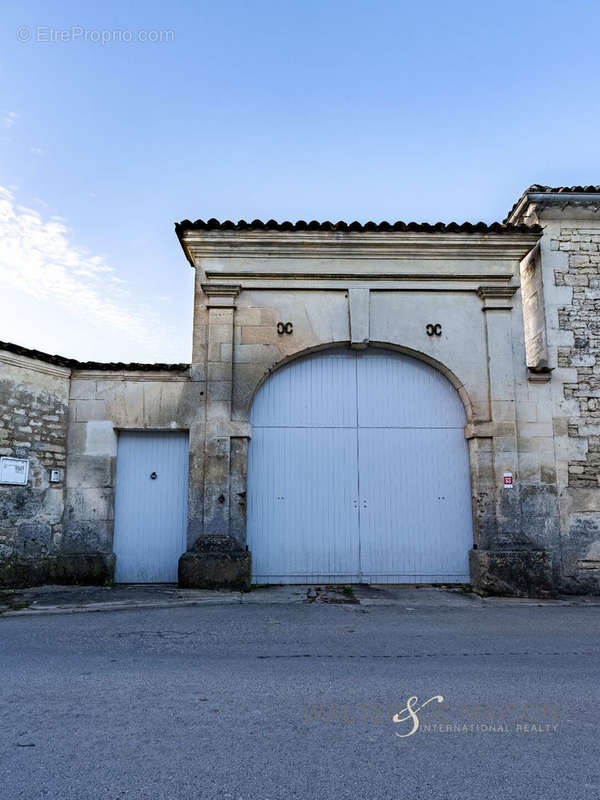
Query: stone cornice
182,230,540,265
200,277,514,288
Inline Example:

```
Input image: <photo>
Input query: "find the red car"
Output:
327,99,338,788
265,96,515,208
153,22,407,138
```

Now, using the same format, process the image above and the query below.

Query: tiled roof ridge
0,340,189,371
176,218,541,235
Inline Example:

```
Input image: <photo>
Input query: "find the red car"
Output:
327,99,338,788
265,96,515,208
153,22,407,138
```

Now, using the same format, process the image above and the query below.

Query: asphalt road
1,597,599,799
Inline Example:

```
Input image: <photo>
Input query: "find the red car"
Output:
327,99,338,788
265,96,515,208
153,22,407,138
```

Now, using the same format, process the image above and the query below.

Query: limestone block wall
554,227,600,484
0,349,69,584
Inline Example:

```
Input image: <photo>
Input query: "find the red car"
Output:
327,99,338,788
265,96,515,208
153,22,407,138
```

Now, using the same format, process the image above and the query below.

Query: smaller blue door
113,431,189,583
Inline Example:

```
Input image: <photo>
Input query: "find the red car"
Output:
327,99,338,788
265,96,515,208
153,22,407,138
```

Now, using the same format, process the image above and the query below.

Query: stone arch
245,341,474,428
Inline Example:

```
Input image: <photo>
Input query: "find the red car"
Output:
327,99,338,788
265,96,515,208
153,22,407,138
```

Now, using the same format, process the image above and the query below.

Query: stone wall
0,351,72,586
0,346,200,588
554,227,600,487
550,224,600,590
508,192,600,594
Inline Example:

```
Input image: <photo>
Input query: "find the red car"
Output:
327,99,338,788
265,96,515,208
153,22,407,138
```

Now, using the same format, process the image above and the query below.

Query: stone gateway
2,184,600,596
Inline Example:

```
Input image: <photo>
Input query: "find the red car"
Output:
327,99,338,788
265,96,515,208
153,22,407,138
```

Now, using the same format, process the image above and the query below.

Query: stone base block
559,567,600,596
0,553,115,589
469,549,554,598
178,535,251,590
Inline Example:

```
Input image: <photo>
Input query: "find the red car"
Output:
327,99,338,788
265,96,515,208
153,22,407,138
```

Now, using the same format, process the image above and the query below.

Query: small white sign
0,457,29,485
503,472,513,489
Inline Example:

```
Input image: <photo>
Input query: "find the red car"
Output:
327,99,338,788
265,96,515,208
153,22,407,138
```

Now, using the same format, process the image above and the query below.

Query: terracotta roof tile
176,218,541,236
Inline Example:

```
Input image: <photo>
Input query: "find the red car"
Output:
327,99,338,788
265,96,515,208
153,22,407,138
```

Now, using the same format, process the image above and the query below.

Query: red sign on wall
503,472,513,488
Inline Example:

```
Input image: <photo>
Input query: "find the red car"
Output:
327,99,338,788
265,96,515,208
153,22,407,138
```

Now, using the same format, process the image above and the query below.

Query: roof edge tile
175,218,541,236
0,341,189,372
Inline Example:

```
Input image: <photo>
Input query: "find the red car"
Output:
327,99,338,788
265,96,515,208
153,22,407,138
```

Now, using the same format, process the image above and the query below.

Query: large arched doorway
247,348,473,584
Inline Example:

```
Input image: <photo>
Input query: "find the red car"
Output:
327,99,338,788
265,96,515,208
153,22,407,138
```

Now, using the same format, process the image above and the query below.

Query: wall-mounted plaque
0,457,29,485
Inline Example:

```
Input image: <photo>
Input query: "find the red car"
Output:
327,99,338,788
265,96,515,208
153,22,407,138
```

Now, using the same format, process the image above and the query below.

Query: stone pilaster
178,283,251,589
470,286,553,596
477,286,521,547
203,284,239,538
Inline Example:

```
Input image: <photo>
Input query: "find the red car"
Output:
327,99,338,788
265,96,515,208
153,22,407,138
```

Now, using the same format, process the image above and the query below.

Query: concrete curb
2,587,599,617
1,595,243,616
0,588,310,616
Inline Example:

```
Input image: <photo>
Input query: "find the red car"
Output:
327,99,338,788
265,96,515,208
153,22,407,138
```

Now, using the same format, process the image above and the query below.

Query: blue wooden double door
247,349,473,584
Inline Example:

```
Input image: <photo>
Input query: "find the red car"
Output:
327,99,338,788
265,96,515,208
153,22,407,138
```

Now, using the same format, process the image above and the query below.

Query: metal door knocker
150,472,157,480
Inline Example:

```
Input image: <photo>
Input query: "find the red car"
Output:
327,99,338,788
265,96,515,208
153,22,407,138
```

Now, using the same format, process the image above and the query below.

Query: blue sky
1,0,599,362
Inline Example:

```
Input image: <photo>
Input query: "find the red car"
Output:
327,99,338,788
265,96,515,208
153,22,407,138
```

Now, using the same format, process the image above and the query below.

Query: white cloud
29,146,44,156
0,185,185,362
2,111,17,128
